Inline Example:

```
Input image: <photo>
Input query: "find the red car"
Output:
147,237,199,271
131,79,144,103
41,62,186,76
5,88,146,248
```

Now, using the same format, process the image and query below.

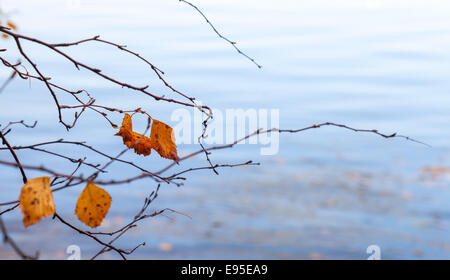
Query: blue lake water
1,0,450,259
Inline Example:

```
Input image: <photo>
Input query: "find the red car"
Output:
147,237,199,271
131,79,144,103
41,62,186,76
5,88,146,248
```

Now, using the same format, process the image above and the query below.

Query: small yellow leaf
131,132,152,156
115,114,178,160
19,177,55,227
118,113,133,133
75,182,112,228
7,21,17,30
115,114,136,148
150,119,179,161
115,113,152,156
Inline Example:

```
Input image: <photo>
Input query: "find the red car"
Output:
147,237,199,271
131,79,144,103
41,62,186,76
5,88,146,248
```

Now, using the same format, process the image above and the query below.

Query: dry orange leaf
115,113,152,156
115,113,179,160
19,177,56,227
7,21,17,30
131,132,152,156
75,182,112,228
115,113,135,149
150,119,179,161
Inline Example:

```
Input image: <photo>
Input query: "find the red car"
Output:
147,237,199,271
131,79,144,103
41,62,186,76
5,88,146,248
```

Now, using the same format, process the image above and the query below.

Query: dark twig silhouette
179,0,262,69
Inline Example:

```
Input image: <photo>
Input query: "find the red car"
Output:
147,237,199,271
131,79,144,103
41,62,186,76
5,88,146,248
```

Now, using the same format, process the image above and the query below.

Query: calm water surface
0,0,450,259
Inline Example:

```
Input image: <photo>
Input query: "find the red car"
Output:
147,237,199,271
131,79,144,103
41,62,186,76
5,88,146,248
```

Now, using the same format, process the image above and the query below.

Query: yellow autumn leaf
75,182,112,228
150,119,179,161
131,132,152,156
115,114,178,160
115,113,152,156
19,177,56,227
7,21,17,30
115,113,133,145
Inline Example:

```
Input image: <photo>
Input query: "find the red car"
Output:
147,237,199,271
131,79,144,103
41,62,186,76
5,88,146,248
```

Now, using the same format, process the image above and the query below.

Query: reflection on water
1,0,450,259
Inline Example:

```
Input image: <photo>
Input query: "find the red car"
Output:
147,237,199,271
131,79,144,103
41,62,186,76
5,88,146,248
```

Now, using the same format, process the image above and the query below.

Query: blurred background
0,0,450,259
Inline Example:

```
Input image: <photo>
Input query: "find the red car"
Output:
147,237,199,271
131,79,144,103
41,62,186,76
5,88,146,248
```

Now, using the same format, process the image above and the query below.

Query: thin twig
0,217,39,260
0,131,27,184
179,0,262,68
